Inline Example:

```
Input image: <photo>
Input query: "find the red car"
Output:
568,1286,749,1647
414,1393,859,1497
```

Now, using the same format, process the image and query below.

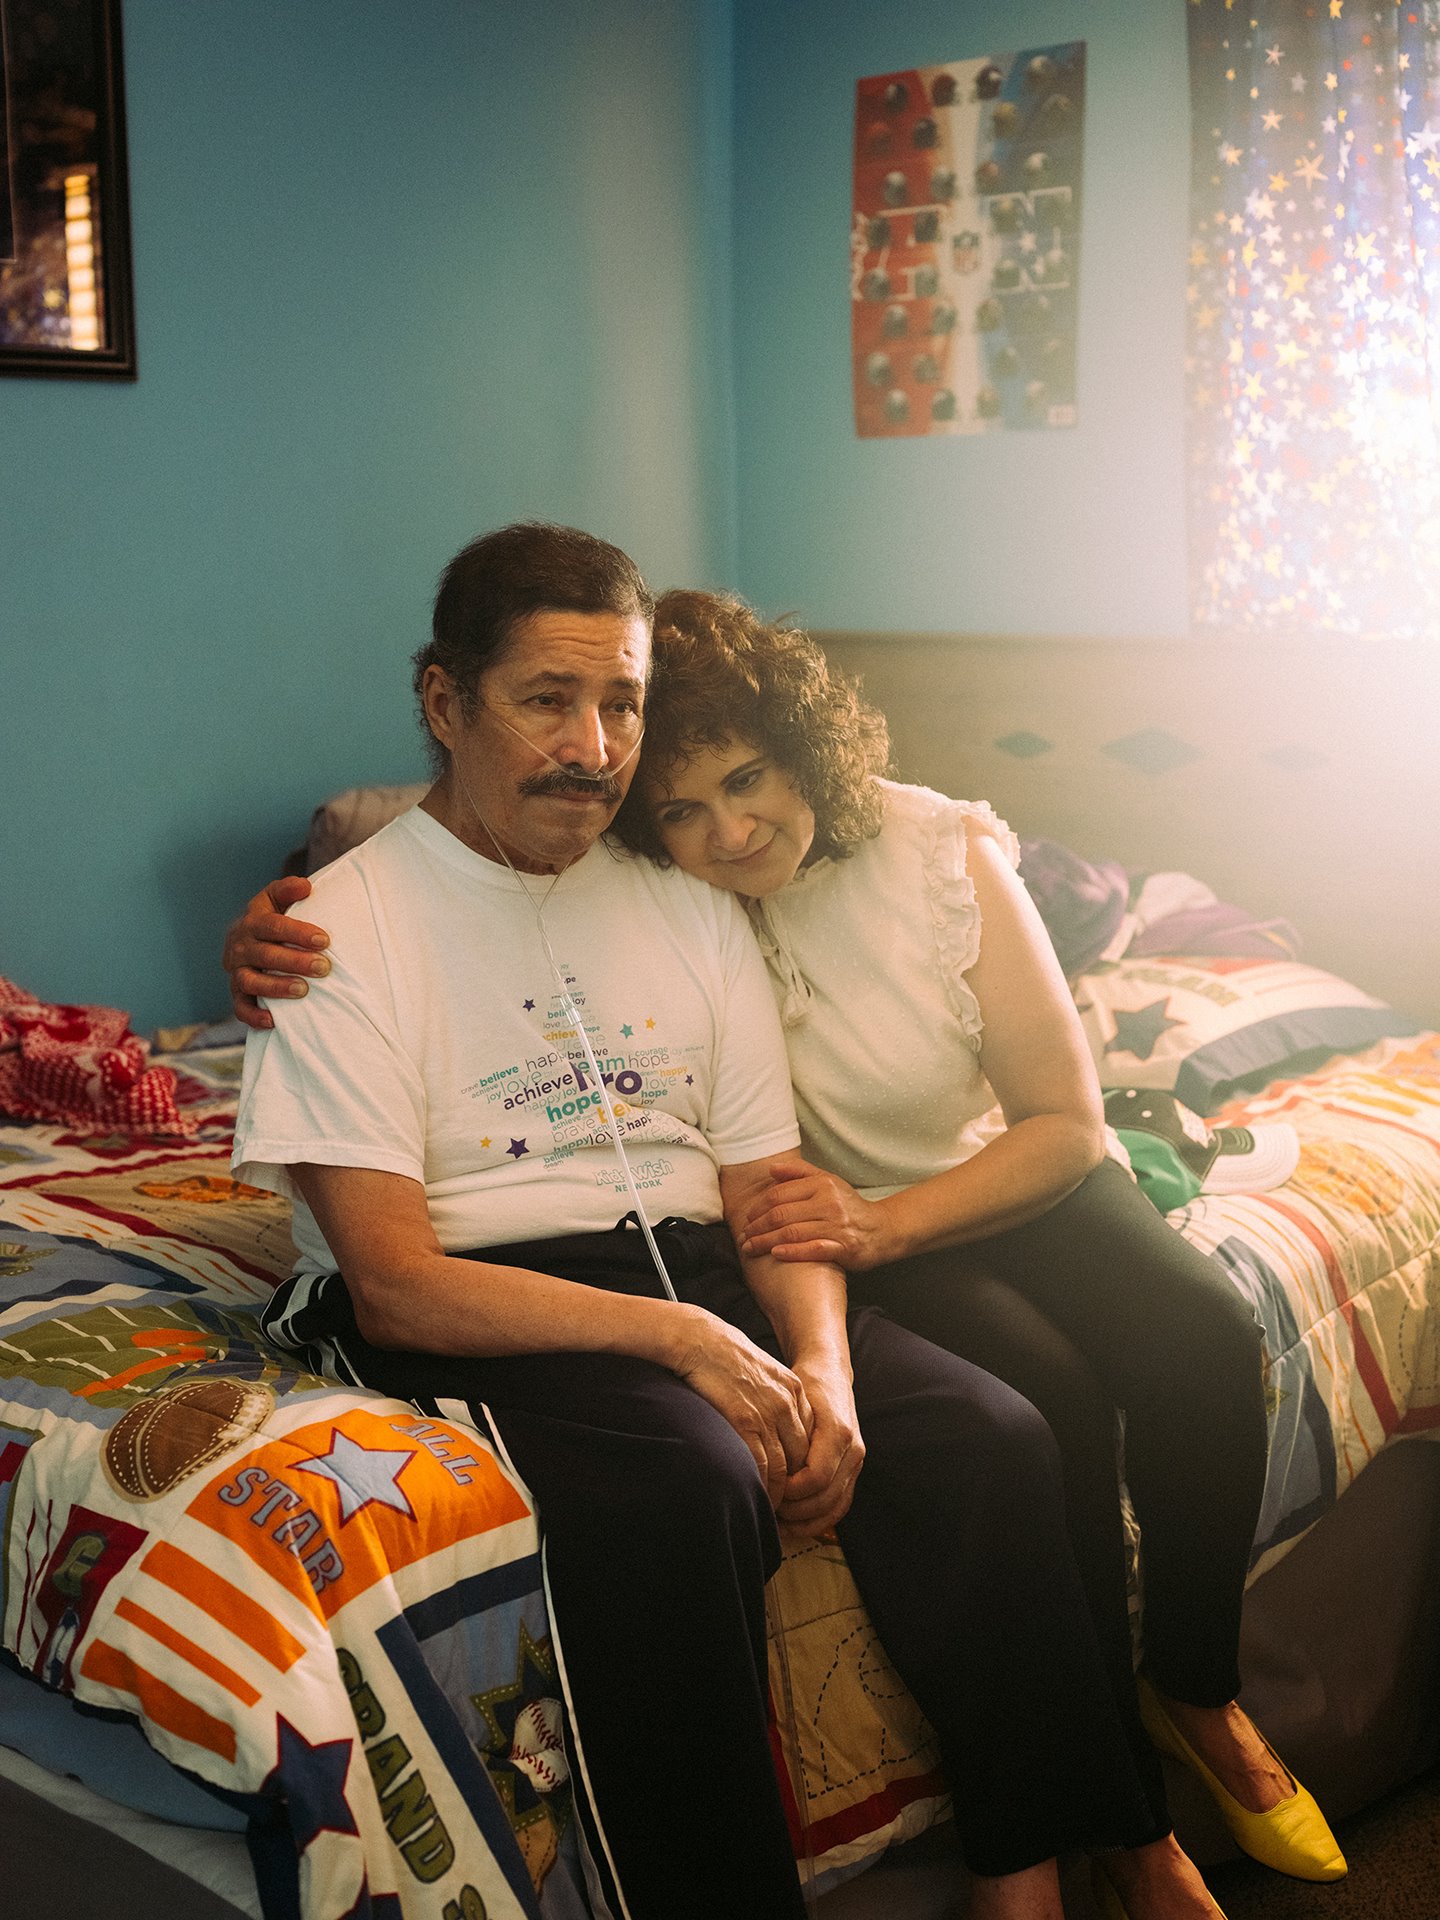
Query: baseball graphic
103,1377,274,1500
509,1697,569,1795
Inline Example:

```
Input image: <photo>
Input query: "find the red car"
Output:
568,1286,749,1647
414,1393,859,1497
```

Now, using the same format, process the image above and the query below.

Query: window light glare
63,170,100,350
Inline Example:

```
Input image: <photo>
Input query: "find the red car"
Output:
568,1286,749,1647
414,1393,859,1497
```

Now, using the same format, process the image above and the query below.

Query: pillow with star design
1072,955,1420,1116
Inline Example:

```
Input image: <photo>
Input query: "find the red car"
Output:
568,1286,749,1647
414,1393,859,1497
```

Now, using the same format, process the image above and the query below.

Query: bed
3,843,1439,1918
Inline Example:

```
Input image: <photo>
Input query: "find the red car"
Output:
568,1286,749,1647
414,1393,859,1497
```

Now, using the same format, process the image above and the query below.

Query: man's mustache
520,768,623,803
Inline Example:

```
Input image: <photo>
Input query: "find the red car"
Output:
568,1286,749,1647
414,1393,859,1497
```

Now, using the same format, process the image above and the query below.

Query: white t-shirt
746,782,1019,1198
233,807,800,1273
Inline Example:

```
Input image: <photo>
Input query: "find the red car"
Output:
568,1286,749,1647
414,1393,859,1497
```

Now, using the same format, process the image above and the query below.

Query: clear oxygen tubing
452,720,820,1916
452,717,680,1301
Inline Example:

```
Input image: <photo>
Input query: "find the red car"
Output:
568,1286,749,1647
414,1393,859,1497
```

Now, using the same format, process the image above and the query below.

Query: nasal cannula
454,707,820,1914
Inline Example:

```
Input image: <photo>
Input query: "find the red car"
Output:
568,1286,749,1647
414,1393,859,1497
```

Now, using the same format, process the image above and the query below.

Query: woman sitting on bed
225,590,1346,1920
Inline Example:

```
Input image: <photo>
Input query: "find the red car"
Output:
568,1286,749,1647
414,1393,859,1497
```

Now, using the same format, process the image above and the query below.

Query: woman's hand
670,1307,816,1510
738,1157,892,1271
222,876,332,1030
778,1355,865,1537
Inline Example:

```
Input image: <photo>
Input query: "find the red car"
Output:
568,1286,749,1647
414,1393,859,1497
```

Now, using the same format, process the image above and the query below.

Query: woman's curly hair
611,589,891,865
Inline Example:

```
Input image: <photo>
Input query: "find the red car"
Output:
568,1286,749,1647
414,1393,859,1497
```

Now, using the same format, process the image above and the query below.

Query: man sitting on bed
233,522,1146,1920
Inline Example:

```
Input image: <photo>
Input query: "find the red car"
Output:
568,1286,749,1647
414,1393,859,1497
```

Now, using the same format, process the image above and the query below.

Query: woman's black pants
277,1214,1159,1919
848,1156,1271,1832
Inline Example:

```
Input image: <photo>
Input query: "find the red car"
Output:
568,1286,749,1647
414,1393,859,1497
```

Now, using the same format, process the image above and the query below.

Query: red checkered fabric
0,977,195,1137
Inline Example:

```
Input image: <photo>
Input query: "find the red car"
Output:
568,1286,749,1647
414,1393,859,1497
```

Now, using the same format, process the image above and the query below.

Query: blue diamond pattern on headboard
993,730,1055,759
1100,729,1203,776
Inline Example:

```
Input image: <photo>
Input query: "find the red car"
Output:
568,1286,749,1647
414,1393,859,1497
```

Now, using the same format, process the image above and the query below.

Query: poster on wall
852,43,1085,439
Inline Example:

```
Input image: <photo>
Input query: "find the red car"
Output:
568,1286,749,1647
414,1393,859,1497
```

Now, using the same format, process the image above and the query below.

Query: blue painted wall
2,0,735,1031
729,0,1190,637
4,0,1196,1034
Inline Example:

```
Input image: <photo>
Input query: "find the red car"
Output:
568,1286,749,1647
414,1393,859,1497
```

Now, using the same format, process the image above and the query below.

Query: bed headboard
816,630,1440,1030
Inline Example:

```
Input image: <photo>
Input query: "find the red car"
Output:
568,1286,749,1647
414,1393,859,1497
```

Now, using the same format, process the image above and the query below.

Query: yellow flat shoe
1090,1860,1228,1920
1138,1681,1347,1883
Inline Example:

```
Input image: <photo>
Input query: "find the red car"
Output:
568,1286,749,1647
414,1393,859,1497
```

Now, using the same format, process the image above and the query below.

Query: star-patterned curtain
1187,0,1440,635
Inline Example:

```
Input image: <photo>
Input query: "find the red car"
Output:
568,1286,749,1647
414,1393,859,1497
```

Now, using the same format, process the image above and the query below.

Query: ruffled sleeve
913,788,1019,1050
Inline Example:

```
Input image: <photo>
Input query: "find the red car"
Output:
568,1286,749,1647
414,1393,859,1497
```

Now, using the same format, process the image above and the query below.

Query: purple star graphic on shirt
523,998,535,1011
507,1138,529,1158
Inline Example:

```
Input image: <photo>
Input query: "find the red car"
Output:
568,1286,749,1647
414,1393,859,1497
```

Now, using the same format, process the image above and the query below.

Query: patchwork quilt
3,1031,1440,1909
1181,1033,1440,1578
0,1053,585,1920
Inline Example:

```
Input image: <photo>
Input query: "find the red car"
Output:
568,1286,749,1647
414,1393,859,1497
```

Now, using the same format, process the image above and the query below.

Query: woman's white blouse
746,780,1020,1199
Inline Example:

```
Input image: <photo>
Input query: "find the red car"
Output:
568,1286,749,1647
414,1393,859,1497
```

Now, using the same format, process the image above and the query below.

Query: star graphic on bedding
472,1621,573,1836
645,1018,656,1030
621,1024,633,1038
507,1138,529,1158
1263,1373,1292,1419
294,1429,417,1524
523,998,535,1012
265,1717,359,1851
1105,999,1186,1063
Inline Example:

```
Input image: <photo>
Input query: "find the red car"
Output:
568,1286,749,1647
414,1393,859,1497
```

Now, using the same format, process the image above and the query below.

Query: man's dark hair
412,522,654,771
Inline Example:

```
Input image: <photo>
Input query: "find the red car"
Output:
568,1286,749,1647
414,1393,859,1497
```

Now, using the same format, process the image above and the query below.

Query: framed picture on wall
0,0,136,377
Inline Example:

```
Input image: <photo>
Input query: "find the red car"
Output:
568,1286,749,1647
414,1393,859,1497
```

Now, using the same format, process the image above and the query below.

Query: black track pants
848,1157,1270,1831
270,1213,1160,1914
